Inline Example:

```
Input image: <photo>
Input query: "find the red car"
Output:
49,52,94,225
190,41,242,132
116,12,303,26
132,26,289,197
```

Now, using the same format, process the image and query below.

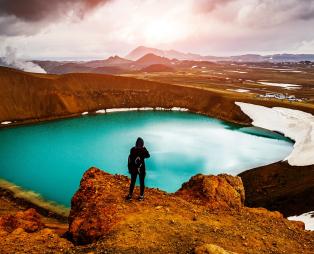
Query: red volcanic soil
140,63,175,72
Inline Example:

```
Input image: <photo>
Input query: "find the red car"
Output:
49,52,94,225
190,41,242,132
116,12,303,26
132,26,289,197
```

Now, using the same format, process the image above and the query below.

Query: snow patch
288,211,314,231
155,107,166,111
235,102,314,166
96,109,106,114
228,70,248,74
280,70,303,73
171,107,189,111
95,107,189,114
1,121,12,125
81,112,89,115
227,89,250,93
249,67,297,71
138,107,154,111
258,81,301,90
107,108,138,112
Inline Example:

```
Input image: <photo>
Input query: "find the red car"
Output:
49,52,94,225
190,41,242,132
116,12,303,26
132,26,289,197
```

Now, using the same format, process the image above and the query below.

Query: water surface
0,111,293,206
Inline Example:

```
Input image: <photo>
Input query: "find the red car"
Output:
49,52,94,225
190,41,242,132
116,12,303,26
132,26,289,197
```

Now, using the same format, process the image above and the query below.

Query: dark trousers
129,172,145,196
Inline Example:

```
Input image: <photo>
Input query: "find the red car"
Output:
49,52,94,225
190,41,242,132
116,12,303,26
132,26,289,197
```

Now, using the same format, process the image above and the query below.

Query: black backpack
128,154,143,173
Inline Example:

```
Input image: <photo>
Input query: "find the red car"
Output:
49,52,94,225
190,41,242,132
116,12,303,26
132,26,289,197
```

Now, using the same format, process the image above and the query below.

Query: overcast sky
0,0,314,60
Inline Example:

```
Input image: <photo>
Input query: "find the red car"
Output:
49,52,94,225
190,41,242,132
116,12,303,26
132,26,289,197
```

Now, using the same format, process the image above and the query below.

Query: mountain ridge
126,46,314,62
126,45,205,61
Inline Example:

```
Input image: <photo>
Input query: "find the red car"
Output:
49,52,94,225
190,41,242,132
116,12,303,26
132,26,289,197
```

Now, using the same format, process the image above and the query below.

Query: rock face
0,208,44,233
239,162,314,216
68,167,130,244
176,174,245,210
68,168,246,244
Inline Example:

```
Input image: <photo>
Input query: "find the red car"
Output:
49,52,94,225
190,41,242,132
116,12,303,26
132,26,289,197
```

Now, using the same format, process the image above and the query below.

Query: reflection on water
0,111,293,206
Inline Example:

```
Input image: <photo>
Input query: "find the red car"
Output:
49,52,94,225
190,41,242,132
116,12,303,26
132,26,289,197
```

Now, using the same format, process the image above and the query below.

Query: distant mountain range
126,46,204,61
1,45,314,74
31,53,179,74
126,46,314,63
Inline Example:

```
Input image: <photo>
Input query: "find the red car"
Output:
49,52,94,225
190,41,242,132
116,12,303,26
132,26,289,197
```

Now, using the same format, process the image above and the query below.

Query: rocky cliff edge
0,167,313,253
64,167,313,253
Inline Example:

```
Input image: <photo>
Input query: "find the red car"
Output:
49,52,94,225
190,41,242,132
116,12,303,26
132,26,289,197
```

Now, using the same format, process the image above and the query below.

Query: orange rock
0,208,44,233
68,167,130,244
175,174,245,210
195,243,237,254
288,220,305,230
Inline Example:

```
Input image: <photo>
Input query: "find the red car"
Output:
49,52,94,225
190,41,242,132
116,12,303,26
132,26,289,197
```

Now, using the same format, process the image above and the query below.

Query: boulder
68,167,132,244
0,208,44,233
195,244,237,254
175,174,245,209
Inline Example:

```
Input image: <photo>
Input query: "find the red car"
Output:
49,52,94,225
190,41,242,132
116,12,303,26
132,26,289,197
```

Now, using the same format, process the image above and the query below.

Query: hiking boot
138,195,144,201
126,194,132,201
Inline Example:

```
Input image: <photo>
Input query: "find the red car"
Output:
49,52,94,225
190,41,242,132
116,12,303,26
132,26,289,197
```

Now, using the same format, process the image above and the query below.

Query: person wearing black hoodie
126,137,150,201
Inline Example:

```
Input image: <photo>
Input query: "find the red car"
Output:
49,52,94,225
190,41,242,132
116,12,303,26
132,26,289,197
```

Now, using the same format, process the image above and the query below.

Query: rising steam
1,47,46,73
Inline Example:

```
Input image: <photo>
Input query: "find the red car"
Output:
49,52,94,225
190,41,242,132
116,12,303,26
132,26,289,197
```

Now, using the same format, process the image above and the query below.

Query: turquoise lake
0,111,293,207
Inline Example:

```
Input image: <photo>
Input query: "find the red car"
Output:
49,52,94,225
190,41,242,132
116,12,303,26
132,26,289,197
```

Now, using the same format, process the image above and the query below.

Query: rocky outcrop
67,166,314,254
176,174,245,210
0,208,44,233
68,167,130,244
239,162,314,217
69,168,246,244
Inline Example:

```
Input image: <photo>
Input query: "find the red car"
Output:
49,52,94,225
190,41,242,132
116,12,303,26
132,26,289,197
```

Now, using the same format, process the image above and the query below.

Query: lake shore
0,178,69,222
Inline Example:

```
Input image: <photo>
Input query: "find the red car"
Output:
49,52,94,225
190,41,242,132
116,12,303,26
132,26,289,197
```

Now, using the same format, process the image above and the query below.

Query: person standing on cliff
126,137,150,201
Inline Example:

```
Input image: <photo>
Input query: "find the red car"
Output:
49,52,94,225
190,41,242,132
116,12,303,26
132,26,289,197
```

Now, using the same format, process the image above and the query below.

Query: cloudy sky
0,0,314,60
